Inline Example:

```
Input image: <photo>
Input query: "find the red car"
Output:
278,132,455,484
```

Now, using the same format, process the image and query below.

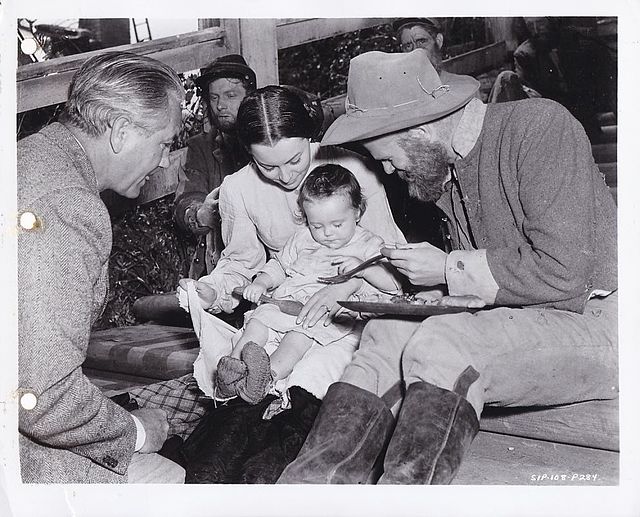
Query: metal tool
232,287,303,316
317,253,385,284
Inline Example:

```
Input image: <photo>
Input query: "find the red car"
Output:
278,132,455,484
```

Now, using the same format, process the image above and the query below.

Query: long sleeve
18,187,137,475
448,100,616,312
174,134,219,233
198,175,269,312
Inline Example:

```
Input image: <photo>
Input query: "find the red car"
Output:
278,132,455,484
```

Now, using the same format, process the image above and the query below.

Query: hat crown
346,50,447,115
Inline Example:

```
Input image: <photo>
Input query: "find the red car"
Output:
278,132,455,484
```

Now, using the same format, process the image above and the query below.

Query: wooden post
486,17,519,53
238,19,279,87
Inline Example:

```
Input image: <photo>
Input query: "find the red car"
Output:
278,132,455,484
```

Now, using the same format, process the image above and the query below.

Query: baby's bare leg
231,318,269,358
271,331,314,381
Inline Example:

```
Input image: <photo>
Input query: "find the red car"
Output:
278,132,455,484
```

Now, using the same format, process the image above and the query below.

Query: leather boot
277,382,394,484
379,381,479,484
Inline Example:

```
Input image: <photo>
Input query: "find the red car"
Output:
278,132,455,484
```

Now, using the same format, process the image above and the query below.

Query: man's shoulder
487,97,568,122
186,130,217,150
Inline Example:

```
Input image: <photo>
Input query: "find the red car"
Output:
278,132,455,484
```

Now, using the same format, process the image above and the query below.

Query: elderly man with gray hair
278,49,617,485
18,51,185,483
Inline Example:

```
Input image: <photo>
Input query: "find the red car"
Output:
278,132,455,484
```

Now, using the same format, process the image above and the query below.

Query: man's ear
109,116,132,154
436,33,444,50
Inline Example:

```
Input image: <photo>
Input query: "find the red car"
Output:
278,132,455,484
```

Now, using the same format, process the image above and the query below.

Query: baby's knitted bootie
237,342,272,405
215,355,248,399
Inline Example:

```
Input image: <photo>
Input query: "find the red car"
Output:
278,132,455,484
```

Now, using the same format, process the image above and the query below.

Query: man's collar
451,98,486,159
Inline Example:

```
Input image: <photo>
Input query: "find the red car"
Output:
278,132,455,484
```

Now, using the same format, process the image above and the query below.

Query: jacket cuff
445,249,499,304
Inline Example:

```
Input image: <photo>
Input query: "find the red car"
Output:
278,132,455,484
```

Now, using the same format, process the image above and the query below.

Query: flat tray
338,300,484,317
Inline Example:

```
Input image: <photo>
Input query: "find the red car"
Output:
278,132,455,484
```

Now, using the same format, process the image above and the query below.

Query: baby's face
303,194,360,249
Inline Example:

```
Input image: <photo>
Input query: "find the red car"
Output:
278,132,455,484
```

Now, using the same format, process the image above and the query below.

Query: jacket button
456,260,465,271
102,455,118,468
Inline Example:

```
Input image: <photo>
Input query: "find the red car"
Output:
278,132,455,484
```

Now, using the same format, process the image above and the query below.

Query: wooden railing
16,18,515,205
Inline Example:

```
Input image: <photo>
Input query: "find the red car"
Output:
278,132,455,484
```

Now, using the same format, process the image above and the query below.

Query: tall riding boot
379,381,479,485
277,382,395,484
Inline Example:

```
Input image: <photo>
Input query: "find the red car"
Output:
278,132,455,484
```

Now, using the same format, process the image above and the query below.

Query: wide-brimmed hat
321,50,479,145
392,17,443,34
195,54,257,92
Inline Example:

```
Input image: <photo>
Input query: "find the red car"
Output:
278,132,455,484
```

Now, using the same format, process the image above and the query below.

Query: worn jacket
18,123,137,483
438,98,617,313
174,130,250,278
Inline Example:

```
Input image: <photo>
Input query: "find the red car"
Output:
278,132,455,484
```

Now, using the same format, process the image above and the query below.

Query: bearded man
278,49,617,484
174,54,256,278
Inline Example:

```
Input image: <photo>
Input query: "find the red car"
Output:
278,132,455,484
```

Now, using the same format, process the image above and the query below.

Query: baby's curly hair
296,164,367,223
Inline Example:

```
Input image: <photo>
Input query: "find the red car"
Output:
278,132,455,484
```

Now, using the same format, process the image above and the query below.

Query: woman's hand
179,278,218,310
243,281,268,304
332,256,364,277
380,242,447,287
296,278,362,329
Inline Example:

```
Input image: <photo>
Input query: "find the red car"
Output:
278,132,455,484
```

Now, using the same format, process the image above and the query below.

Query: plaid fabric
128,374,212,440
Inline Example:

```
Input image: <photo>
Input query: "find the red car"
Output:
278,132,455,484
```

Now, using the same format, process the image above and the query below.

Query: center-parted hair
236,85,318,149
296,164,367,221
62,51,184,137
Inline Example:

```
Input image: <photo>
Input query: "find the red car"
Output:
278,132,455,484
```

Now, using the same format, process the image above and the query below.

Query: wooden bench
84,323,619,485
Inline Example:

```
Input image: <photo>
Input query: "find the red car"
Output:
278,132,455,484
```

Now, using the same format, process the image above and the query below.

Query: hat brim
322,75,479,146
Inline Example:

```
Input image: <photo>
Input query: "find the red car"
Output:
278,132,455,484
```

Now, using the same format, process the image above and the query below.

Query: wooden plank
592,142,617,164
83,367,158,396
441,41,507,75
480,399,619,452
598,162,617,187
276,18,393,49
240,19,279,87
453,431,619,485
17,28,228,113
17,27,226,81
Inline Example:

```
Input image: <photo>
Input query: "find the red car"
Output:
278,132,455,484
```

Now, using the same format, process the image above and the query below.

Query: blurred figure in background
174,54,257,279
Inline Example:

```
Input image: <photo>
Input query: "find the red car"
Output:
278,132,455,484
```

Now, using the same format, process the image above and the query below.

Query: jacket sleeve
174,136,214,234
198,176,268,313
484,103,604,310
18,188,137,475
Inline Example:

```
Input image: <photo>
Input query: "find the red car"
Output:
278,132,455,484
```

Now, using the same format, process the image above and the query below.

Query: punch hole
19,211,42,231
20,391,38,410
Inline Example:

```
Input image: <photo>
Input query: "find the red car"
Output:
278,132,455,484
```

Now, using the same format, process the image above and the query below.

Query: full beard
396,135,452,203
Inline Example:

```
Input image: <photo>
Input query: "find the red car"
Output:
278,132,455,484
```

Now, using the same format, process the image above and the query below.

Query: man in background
174,54,257,278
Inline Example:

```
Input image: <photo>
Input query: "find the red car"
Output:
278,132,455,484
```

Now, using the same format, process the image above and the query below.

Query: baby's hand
243,282,268,304
332,256,364,277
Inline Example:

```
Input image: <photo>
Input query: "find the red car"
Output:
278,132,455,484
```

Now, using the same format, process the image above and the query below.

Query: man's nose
382,161,396,175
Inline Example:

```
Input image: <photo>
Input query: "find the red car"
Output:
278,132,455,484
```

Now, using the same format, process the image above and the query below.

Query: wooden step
592,142,617,164
598,162,617,187
454,430,619,485
480,398,618,452
83,367,158,397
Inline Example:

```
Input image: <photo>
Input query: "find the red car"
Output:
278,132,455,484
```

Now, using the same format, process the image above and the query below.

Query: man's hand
380,242,448,287
130,408,169,453
296,278,362,329
196,187,220,229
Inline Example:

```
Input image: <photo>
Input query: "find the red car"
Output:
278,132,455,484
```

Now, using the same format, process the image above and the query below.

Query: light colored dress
249,225,391,346
199,142,405,313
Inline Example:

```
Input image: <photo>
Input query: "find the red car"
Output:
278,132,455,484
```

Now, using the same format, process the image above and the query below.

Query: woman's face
250,137,311,190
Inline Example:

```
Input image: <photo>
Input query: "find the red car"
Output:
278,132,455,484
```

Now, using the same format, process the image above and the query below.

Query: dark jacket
174,130,250,278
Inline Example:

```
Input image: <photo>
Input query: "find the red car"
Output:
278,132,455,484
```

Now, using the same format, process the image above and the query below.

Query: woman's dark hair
236,85,321,149
296,164,367,222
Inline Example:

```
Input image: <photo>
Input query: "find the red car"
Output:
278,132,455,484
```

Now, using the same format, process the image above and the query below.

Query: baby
206,164,401,404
